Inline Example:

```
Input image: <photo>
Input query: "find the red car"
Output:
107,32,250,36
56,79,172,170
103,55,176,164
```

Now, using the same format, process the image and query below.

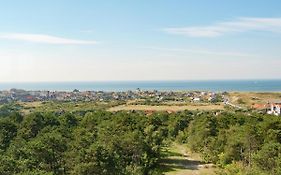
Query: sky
0,0,281,82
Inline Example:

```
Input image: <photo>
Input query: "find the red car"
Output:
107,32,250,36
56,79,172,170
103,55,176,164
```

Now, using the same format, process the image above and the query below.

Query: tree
253,142,281,174
28,131,67,174
0,119,17,150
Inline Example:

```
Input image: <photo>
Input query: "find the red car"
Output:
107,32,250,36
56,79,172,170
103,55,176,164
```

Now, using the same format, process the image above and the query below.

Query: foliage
186,111,281,175
0,102,280,175
1,107,187,174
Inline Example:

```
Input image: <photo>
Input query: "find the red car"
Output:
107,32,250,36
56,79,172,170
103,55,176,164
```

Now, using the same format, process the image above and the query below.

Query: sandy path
162,143,216,175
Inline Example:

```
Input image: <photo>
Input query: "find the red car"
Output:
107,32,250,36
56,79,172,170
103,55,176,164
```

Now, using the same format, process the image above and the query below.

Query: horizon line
0,79,281,83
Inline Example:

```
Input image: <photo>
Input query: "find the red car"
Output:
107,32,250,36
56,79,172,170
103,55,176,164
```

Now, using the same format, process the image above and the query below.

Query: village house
251,103,269,110
267,101,281,116
192,97,201,102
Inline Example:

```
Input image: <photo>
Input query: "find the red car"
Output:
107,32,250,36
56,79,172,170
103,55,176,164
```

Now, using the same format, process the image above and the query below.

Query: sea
0,80,281,92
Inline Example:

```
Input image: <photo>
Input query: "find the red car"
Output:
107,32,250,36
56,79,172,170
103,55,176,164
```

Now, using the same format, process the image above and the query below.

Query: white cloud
164,17,281,37
144,47,258,58
0,33,98,44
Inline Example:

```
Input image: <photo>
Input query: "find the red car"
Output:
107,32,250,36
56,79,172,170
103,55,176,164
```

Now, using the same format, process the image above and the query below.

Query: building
193,97,201,102
251,103,269,110
267,101,281,116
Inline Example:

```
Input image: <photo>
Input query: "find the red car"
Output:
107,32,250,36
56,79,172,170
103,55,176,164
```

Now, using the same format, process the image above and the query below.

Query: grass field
108,104,224,112
18,100,125,114
228,92,281,107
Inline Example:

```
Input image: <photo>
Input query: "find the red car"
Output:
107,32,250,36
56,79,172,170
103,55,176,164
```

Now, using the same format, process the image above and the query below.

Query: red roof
252,103,269,109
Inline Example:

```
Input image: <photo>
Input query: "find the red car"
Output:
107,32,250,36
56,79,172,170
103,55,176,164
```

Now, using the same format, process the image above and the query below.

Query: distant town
0,88,280,116
0,88,225,103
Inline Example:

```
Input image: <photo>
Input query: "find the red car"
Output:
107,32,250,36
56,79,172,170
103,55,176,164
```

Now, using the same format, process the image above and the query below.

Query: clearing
227,92,281,107
108,104,224,112
160,143,216,175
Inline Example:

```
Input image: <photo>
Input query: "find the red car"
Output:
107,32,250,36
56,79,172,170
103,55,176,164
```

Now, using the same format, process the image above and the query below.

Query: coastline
0,80,281,92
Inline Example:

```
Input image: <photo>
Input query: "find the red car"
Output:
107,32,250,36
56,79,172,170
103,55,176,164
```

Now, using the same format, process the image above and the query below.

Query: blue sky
0,0,281,82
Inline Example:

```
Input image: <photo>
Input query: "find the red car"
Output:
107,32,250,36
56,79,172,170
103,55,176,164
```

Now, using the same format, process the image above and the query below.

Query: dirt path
161,143,216,175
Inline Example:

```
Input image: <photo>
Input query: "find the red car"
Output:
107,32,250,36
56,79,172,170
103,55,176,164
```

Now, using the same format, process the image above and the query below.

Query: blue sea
0,80,281,92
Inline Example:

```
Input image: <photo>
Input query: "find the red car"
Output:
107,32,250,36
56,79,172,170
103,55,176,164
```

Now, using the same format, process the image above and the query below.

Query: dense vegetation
185,111,281,175
0,103,281,175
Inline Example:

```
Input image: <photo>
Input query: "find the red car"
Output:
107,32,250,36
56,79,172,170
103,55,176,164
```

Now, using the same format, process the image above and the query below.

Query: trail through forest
161,143,216,175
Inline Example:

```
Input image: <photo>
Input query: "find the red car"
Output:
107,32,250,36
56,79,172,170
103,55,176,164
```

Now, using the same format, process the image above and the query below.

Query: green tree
0,119,17,150
253,142,281,174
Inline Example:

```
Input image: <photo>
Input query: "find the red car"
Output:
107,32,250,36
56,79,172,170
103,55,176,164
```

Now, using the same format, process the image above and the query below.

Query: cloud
0,33,98,44
164,17,281,37
144,47,258,58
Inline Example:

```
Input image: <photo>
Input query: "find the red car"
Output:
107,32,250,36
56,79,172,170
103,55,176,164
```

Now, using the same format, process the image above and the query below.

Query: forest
0,103,281,175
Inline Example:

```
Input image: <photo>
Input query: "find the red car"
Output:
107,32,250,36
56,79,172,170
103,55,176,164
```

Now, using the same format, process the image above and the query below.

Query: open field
17,101,125,114
228,92,281,107
108,104,224,112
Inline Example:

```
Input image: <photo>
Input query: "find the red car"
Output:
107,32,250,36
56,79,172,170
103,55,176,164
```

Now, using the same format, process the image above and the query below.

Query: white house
267,101,281,116
193,97,201,102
